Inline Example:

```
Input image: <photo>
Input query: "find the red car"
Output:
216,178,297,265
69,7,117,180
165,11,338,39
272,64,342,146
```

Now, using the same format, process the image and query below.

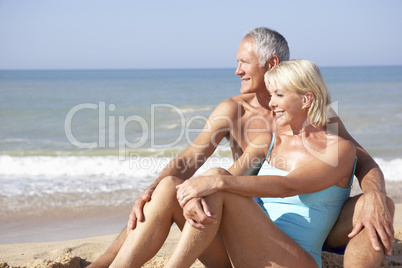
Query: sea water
1,67,401,242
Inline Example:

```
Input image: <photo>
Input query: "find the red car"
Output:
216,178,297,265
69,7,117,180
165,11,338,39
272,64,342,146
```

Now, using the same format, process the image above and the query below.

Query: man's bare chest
228,114,273,160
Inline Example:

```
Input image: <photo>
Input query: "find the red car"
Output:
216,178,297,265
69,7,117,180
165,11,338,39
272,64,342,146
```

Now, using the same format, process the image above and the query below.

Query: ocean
1,67,402,243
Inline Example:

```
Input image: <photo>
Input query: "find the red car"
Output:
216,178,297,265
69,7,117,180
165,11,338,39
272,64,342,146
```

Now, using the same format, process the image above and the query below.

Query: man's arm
128,98,240,230
128,145,218,230
127,150,203,230
331,115,394,255
88,99,240,268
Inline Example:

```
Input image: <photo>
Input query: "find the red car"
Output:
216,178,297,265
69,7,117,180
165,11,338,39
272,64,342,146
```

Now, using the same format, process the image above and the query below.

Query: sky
0,0,401,70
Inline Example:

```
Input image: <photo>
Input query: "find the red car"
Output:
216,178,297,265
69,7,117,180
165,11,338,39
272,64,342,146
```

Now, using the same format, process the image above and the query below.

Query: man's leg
88,229,128,267
109,176,187,267
89,176,186,267
326,194,395,268
91,175,230,268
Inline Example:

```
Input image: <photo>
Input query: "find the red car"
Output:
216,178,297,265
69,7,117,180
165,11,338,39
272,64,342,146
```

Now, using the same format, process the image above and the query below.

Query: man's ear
303,92,314,108
267,55,280,70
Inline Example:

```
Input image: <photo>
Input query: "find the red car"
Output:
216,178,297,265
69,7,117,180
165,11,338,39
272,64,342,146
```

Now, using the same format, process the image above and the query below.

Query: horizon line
1,64,402,72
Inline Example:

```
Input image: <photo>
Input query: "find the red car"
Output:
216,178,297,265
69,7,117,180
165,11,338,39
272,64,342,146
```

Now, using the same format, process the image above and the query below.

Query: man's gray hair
244,27,290,67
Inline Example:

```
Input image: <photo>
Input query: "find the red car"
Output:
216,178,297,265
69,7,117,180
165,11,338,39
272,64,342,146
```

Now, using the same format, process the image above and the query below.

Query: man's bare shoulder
215,94,254,112
212,94,247,116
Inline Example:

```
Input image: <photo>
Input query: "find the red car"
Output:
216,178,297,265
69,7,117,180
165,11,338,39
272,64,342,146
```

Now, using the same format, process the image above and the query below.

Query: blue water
1,67,402,242
0,69,238,154
1,67,401,157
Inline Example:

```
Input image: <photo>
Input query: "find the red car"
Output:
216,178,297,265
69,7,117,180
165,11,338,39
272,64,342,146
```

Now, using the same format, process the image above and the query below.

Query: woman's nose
269,97,276,109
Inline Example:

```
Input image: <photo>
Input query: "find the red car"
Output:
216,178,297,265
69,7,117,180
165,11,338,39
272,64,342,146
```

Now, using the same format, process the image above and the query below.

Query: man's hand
182,197,216,229
127,188,155,233
348,192,394,256
176,175,218,208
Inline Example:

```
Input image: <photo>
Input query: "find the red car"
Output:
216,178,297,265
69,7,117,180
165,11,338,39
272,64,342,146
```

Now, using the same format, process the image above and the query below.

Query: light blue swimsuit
256,133,356,268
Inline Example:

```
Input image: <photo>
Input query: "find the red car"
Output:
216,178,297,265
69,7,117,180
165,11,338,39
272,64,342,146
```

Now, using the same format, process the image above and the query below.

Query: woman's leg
166,187,317,267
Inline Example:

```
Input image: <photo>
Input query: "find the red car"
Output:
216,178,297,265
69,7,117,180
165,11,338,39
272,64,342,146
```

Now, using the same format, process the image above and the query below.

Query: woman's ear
302,92,314,109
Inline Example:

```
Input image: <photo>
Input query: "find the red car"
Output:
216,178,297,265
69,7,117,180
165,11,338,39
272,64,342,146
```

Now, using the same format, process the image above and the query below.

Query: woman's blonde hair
264,59,331,128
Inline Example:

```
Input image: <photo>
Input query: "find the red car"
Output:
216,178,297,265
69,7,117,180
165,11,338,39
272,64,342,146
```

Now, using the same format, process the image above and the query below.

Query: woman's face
268,81,306,127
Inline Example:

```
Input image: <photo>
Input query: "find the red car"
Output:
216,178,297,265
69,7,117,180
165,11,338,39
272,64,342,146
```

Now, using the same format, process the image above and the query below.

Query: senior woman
163,59,357,268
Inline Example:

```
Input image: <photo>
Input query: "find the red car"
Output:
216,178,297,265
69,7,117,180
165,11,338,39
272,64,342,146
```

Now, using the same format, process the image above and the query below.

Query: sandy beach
0,202,401,268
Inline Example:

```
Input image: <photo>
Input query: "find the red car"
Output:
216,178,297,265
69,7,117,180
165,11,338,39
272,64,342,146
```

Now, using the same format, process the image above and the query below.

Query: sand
1,204,402,268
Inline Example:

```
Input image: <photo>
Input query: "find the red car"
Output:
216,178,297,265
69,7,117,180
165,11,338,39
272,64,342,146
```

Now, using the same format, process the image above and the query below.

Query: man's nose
235,62,244,76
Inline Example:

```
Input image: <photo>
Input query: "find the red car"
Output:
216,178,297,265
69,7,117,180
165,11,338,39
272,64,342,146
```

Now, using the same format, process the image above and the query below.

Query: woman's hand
176,175,218,207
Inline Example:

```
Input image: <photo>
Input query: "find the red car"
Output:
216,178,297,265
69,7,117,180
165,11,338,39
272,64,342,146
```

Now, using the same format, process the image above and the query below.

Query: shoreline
2,180,401,245
1,204,402,267
0,208,131,244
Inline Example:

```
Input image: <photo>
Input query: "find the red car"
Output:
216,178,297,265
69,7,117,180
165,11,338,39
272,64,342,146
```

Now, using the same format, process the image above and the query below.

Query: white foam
0,155,234,215
374,157,402,182
0,155,400,217
0,155,154,179
0,155,400,181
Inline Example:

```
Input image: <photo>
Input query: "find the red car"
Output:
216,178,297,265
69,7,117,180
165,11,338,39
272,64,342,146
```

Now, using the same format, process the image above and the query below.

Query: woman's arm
178,138,355,205
219,139,356,198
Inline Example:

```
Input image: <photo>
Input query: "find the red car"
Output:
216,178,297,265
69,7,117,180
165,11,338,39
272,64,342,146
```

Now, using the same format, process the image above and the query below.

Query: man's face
235,37,269,94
